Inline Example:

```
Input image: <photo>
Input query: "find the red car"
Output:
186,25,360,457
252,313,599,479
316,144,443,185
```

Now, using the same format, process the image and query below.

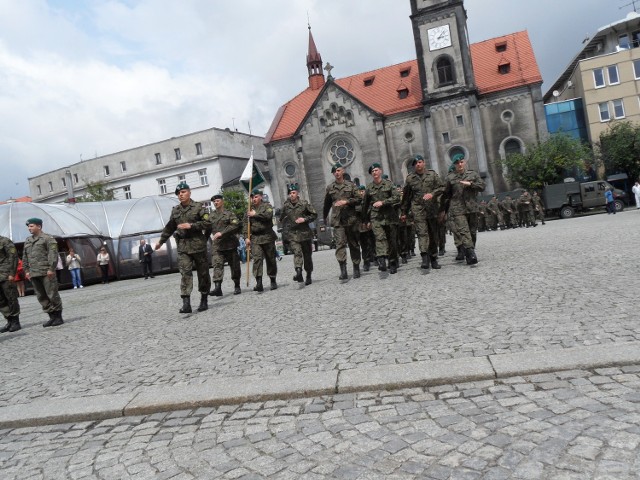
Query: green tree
75,181,115,202
596,121,640,183
501,133,594,190
221,188,249,219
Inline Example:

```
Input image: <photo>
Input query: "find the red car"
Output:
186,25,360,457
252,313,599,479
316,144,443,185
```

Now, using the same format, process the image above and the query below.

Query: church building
264,0,548,209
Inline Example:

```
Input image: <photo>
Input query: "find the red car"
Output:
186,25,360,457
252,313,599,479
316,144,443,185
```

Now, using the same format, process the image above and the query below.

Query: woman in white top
97,247,110,284
66,247,83,288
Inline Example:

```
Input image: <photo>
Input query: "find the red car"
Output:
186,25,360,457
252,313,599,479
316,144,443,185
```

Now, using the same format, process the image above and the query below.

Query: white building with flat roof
28,127,269,205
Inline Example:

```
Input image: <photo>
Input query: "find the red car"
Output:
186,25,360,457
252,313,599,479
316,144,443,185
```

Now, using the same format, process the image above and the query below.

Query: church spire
306,24,325,90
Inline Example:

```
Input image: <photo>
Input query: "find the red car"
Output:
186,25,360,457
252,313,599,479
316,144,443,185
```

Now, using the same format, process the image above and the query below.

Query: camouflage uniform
210,209,241,284
402,168,444,267
245,201,278,280
518,192,537,227
363,179,401,264
323,180,361,265
532,192,546,224
477,201,487,232
443,168,486,251
356,191,376,270
158,199,212,296
500,196,515,229
487,197,503,230
23,231,63,315
279,197,317,274
0,236,20,331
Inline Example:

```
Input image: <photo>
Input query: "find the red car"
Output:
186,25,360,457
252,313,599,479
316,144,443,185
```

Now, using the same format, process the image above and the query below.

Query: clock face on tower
427,24,451,51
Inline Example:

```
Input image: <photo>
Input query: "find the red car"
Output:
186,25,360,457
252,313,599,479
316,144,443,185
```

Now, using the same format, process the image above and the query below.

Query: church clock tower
409,0,494,194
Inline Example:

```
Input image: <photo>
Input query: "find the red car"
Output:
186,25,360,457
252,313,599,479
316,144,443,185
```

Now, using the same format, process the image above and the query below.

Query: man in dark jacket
138,239,154,279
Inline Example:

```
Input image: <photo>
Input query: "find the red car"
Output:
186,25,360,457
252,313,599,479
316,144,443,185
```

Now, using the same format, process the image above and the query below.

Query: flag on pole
239,151,265,193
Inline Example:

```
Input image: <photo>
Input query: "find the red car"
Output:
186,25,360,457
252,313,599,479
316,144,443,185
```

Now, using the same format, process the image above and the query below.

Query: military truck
542,180,627,219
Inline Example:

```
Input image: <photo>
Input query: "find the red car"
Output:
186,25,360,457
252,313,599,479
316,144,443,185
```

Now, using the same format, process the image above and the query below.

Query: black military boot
253,277,264,292
352,264,360,279
420,253,431,270
378,256,387,272
50,311,64,327
8,316,21,332
0,319,11,333
179,296,192,313
465,247,478,265
389,259,398,274
197,294,208,312
209,281,222,297
293,267,303,282
438,247,446,256
362,260,370,272
233,280,241,295
338,261,348,280
270,277,278,290
401,254,408,264
305,271,312,285
431,256,441,270
455,246,465,261
43,312,55,328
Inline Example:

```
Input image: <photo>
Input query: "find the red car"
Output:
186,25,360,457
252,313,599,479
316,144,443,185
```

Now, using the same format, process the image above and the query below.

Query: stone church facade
264,0,548,210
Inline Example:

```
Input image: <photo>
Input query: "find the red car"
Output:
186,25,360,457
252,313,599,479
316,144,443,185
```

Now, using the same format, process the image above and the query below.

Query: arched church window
329,138,356,167
436,57,455,86
504,139,522,156
284,163,296,177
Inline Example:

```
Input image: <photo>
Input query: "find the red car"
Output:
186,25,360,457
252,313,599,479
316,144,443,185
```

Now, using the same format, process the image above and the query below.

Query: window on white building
158,179,167,194
155,152,162,165
613,99,625,118
195,142,202,155
456,115,464,126
61,177,66,188
442,132,450,144
104,165,110,177
73,173,79,184
178,174,185,182
123,185,132,199
174,148,181,160
199,169,208,186
607,65,620,85
48,181,53,192
593,68,605,88
619,34,630,49
120,161,127,172
599,102,610,122
634,60,640,79
37,185,42,195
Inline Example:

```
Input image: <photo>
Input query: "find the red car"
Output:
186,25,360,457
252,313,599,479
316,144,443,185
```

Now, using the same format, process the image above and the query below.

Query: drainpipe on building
65,169,76,204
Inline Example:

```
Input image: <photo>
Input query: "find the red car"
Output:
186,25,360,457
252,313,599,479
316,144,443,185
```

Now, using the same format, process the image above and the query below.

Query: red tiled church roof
265,31,541,143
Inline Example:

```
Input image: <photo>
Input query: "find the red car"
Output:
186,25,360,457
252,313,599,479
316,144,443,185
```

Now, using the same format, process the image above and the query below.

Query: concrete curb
2,341,639,429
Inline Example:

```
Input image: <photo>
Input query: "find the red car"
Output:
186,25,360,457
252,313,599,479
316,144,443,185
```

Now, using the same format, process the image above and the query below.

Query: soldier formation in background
479,190,546,231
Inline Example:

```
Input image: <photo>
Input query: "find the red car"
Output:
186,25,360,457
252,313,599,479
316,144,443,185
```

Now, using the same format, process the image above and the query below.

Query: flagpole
245,144,254,287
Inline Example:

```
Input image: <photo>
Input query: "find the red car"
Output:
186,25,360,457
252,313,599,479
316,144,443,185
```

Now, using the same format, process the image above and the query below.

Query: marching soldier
209,193,242,297
155,182,212,313
245,188,278,292
518,190,537,227
23,218,64,327
401,154,444,271
363,163,401,274
500,195,515,229
532,191,546,225
278,183,317,285
323,163,362,280
441,153,485,265
356,185,376,271
0,235,21,333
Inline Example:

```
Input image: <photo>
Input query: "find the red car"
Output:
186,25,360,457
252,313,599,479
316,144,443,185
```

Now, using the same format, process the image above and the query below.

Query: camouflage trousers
0,280,20,319
372,223,398,259
450,213,478,249
178,250,211,297
211,248,241,283
333,225,361,264
30,275,62,314
251,241,277,279
414,216,439,257
359,229,375,262
290,239,313,272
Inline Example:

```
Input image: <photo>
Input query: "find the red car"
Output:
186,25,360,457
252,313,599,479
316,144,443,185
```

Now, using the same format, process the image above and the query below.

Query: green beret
211,193,223,201
287,183,299,193
448,162,457,172
251,187,263,196
368,162,382,174
358,185,366,190
26,217,43,226
175,182,190,195
411,154,424,167
451,153,465,164
330,162,343,173
382,174,389,180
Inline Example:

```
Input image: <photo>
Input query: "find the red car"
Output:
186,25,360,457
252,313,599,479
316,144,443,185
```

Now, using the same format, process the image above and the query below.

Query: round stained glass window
284,163,296,177
330,139,355,167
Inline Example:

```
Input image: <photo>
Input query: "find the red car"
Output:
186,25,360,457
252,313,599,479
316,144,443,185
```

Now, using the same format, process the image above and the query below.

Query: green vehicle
542,180,627,219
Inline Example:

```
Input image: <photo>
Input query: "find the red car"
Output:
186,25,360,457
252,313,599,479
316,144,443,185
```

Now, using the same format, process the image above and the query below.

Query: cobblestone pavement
0,211,639,408
2,366,640,479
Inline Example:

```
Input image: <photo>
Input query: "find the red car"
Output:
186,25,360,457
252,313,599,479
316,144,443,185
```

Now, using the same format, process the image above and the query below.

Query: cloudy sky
0,0,628,199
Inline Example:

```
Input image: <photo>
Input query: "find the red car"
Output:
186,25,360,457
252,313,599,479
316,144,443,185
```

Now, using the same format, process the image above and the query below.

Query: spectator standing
632,181,640,209
138,239,154,279
13,258,25,297
66,247,83,289
97,247,110,284
605,187,616,214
